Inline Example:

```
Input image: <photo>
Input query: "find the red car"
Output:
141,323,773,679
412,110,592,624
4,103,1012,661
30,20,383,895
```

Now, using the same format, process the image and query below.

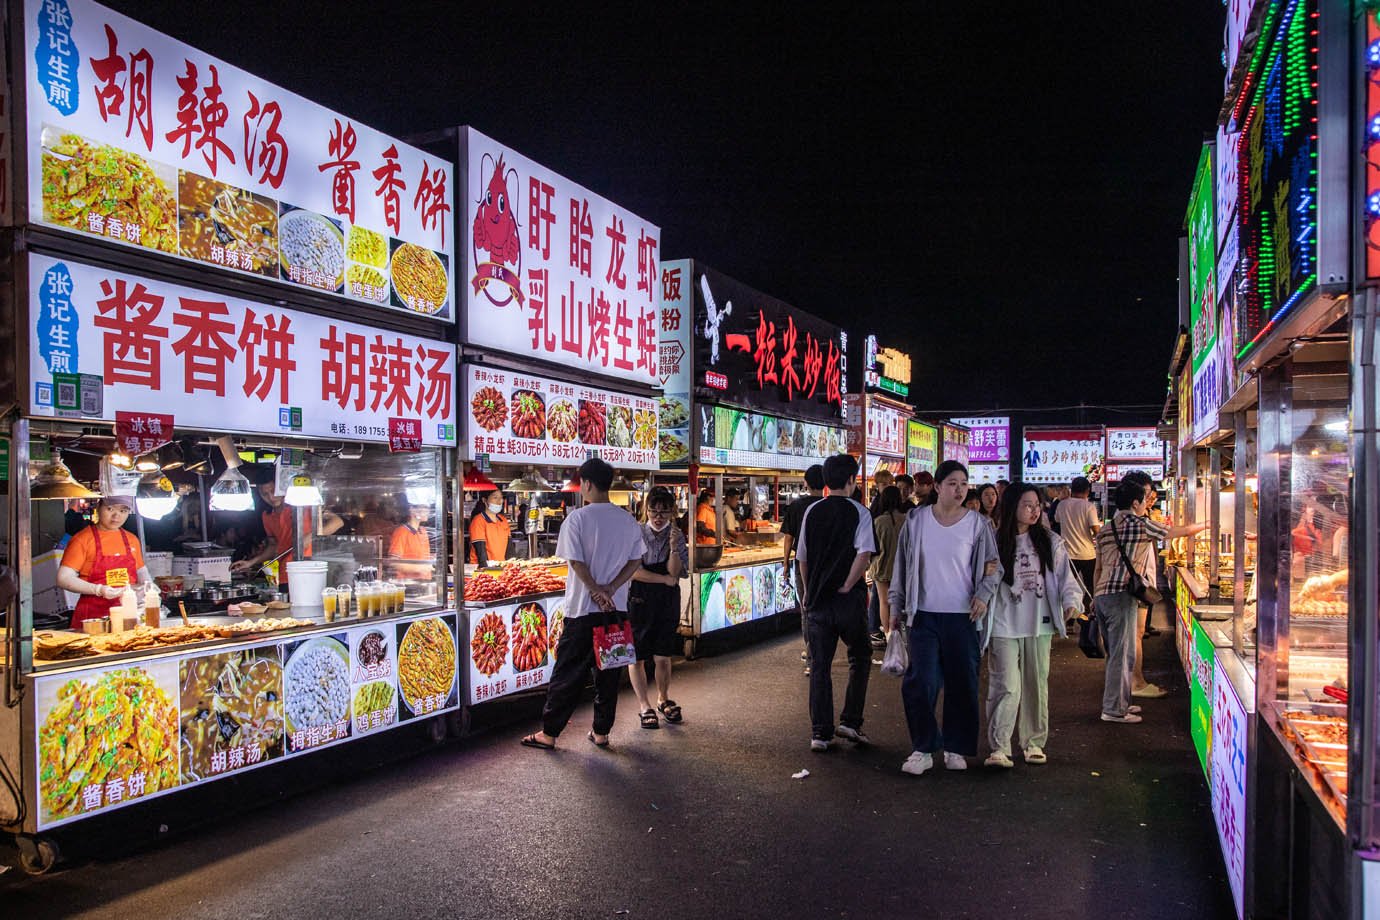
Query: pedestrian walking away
983,483,1084,768
796,453,876,751
1092,479,1205,723
869,485,907,643
627,487,689,729
522,458,647,751
1054,476,1101,610
888,460,1002,776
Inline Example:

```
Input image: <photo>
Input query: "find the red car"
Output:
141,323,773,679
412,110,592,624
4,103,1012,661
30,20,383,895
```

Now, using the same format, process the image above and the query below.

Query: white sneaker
1100,711,1143,723
984,751,1014,768
835,725,871,745
943,752,968,771
901,751,933,775
1023,746,1047,765
810,738,830,752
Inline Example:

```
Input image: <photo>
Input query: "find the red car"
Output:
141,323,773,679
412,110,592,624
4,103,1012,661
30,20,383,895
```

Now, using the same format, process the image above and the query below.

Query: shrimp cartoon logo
470,152,525,307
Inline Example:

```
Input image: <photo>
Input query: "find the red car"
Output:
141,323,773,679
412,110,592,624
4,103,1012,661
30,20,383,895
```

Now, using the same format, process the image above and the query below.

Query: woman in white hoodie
983,483,1084,768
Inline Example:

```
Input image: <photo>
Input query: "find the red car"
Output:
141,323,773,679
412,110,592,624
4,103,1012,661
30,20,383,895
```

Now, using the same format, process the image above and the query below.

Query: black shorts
629,584,680,660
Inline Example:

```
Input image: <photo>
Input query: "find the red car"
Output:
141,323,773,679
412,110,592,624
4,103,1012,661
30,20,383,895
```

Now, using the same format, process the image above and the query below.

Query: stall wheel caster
16,835,61,875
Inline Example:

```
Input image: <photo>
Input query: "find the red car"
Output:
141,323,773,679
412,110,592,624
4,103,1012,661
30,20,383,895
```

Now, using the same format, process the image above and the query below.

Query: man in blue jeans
796,454,876,751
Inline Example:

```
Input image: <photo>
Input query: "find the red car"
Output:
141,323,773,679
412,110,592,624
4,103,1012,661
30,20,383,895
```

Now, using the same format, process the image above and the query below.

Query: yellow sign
877,347,912,384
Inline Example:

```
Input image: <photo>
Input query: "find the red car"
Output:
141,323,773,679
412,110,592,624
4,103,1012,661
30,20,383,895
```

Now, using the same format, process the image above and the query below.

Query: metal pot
694,544,723,569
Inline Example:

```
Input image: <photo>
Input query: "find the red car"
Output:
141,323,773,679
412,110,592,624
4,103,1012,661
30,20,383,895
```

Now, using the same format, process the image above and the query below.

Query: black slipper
639,709,660,729
657,700,683,723
587,731,610,747
521,733,555,750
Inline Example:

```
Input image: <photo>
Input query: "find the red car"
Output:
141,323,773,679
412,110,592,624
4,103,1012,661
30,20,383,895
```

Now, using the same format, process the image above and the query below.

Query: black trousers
541,613,624,738
804,588,871,740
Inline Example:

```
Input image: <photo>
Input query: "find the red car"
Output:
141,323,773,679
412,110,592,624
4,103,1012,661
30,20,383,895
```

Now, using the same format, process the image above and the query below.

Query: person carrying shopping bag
888,460,1002,776
983,483,1083,768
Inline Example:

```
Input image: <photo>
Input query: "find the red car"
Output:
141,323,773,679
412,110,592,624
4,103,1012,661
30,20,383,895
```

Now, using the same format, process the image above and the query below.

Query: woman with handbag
983,483,1083,767
628,487,689,729
1092,480,1206,723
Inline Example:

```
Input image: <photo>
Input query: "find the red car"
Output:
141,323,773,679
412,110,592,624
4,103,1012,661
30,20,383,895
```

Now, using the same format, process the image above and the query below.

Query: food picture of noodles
392,243,449,314
179,649,284,782
38,667,179,822
398,617,457,711
178,172,277,274
41,132,178,253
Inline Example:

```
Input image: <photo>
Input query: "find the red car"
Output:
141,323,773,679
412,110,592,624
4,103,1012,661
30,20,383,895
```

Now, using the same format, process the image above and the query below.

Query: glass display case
1258,366,1350,826
1231,410,1259,667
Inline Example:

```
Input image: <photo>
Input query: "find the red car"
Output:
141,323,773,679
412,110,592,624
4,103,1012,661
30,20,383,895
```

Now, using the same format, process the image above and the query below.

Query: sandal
657,700,683,723
587,731,610,748
639,709,660,730
521,733,555,751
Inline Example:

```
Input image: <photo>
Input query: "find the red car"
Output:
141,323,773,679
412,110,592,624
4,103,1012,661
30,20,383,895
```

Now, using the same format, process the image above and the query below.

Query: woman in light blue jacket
983,483,1083,768
888,460,1002,776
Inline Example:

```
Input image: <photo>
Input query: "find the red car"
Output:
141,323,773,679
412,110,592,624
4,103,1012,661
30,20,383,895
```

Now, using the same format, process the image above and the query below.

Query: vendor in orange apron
57,495,151,628
230,481,342,583
389,501,434,579
467,489,510,566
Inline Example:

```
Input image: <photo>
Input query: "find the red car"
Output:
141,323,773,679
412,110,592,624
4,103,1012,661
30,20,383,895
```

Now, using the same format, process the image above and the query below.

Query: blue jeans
900,611,981,756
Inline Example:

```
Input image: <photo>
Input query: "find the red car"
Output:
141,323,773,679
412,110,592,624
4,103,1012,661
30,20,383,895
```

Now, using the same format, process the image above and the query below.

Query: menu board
699,561,794,634
33,611,459,830
461,127,659,385
463,364,657,470
24,0,454,319
466,596,561,704
906,420,938,476
949,417,1009,464
940,424,969,466
1104,463,1165,483
27,253,457,445
657,259,693,468
966,463,1007,486
1020,427,1104,485
865,399,906,457
693,264,845,425
697,404,846,472
1210,652,1250,920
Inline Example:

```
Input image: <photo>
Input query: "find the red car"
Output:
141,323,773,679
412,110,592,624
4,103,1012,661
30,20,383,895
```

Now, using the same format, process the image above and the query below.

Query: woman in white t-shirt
887,460,1002,776
983,483,1083,768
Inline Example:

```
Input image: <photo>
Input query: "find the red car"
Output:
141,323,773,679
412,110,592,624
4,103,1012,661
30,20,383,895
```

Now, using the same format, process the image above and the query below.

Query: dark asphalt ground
2,609,1234,920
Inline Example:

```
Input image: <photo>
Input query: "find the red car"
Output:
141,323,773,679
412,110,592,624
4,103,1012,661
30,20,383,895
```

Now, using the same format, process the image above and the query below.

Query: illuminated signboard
693,264,845,425
1365,11,1380,282
950,416,1009,464
1237,0,1317,360
1186,144,1216,373
906,420,937,476
862,335,910,397
940,423,969,466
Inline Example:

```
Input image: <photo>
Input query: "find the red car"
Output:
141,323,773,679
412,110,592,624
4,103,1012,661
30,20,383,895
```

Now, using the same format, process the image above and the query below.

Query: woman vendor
389,501,434,580
230,479,343,580
468,488,511,566
56,494,151,628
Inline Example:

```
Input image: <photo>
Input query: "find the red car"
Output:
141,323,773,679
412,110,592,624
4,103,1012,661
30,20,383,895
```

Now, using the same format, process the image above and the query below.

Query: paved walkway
3,614,1234,919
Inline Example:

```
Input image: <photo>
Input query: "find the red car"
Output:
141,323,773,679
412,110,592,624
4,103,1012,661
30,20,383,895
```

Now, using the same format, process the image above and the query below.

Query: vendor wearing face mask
57,495,152,628
469,488,511,567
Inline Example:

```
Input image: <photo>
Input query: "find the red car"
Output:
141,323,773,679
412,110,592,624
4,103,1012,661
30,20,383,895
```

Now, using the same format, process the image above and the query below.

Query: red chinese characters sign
692,263,845,425
28,253,456,446
23,0,454,320
388,417,421,453
114,411,173,455
463,128,659,385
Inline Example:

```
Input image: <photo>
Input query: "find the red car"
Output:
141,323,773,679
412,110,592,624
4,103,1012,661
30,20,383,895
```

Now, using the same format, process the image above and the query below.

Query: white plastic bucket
285,561,329,608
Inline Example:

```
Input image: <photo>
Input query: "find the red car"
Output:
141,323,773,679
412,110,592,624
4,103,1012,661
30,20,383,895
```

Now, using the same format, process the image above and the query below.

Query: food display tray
463,589,564,609
1300,738,1348,768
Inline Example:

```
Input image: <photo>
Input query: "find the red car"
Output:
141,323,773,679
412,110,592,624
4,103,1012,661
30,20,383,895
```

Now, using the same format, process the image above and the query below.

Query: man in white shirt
522,458,646,751
1054,476,1100,607
797,454,876,751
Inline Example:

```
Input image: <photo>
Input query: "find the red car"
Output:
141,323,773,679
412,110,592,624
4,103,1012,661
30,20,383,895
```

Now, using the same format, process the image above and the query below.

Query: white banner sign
464,365,657,470
1105,426,1162,462
25,0,454,318
27,253,457,445
1020,428,1104,485
656,258,692,467
461,127,660,385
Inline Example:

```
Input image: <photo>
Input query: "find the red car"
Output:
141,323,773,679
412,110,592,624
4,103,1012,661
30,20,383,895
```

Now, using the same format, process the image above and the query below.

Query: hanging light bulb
136,476,179,520
107,450,134,470
284,473,323,507
30,452,99,500
209,465,254,512
134,453,161,472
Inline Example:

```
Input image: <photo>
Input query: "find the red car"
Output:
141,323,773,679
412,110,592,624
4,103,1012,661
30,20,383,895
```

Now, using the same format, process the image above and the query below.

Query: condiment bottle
112,586,139,632
143,581,162,628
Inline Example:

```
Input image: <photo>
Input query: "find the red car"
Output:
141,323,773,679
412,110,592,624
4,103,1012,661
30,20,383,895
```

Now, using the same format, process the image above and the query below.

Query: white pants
986,635,1053,755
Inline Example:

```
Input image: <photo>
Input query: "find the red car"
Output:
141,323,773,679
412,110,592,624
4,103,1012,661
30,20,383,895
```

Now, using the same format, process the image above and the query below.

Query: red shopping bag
592,612,638,670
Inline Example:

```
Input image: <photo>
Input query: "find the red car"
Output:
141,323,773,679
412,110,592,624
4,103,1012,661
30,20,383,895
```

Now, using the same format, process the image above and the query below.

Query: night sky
106,1,1226,425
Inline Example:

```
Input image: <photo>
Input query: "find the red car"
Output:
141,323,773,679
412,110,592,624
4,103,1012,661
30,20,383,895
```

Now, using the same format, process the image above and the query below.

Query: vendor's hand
969,596,988,622
97,584,123,600
230,559,254,573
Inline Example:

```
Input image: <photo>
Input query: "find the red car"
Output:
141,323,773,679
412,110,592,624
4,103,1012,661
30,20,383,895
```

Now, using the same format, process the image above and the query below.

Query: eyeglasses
648,507,673,517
